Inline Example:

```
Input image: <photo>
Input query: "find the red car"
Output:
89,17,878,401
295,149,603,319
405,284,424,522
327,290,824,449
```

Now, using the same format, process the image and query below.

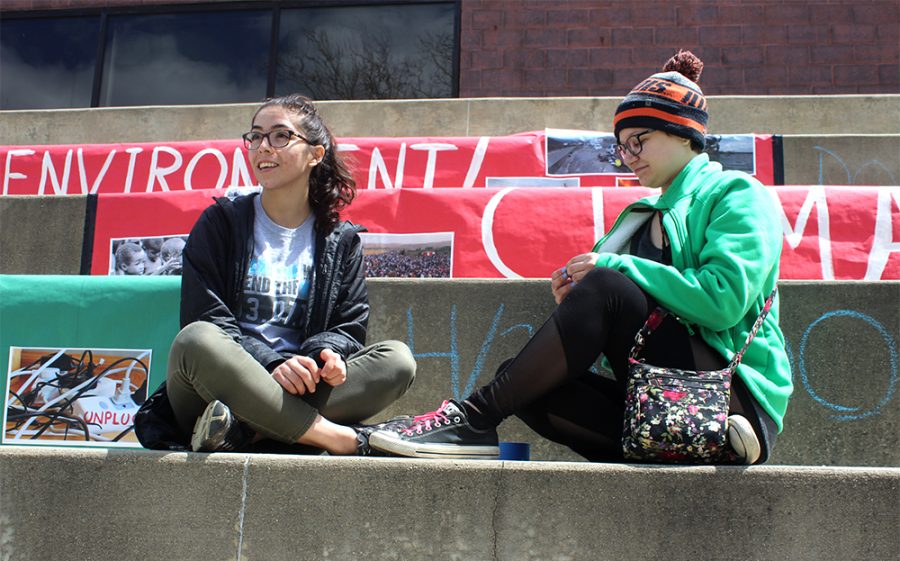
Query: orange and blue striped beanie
614,50,708,149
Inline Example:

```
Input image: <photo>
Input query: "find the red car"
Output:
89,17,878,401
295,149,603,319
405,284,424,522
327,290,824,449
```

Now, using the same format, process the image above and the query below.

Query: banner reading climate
89,186,900,281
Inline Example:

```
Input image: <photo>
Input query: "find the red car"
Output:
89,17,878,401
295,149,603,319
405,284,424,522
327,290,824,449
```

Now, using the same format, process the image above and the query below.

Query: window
100,10,272,106
276,3,456,100
0,2,458,108
0,16,100,109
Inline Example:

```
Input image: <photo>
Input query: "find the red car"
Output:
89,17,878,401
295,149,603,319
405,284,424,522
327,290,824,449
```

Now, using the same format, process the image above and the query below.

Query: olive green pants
166,321,416,443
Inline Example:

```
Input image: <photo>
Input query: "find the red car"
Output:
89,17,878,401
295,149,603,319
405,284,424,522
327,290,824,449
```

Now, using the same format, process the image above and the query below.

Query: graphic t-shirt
238,196,315,353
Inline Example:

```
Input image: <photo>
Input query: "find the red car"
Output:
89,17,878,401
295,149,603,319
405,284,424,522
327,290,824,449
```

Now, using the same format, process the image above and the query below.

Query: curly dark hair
253,94,356,234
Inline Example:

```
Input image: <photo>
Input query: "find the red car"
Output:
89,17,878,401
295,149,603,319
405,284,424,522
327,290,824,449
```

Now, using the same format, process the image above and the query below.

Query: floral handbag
622,289,777,463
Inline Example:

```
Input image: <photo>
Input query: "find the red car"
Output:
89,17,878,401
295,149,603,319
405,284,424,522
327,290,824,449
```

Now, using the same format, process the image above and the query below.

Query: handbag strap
629,288,778,368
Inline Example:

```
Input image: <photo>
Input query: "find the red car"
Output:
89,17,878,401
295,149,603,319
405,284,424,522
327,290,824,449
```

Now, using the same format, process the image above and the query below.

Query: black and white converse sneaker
368,400,499,459
191,400,255,452
351,416,414,456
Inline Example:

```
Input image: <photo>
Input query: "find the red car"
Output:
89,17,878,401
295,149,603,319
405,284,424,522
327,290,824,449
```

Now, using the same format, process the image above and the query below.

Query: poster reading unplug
4,347,149,447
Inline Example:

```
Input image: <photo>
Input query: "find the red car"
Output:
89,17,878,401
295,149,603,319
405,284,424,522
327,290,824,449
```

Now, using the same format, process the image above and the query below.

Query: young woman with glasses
136,94,416,455
368,51,791,465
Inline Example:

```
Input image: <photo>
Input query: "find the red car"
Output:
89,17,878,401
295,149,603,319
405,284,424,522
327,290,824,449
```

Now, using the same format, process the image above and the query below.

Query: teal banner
1,275,180,448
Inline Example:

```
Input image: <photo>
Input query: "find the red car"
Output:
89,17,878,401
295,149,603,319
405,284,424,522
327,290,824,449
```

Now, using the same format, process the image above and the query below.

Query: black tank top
629,211,671,265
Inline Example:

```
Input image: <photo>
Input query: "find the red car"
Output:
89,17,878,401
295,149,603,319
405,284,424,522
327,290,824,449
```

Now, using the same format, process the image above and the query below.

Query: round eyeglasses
614,130,656,160
242,129,308,150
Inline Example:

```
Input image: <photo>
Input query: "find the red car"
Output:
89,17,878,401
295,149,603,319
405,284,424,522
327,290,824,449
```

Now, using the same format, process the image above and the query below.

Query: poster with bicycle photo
3,347,149,447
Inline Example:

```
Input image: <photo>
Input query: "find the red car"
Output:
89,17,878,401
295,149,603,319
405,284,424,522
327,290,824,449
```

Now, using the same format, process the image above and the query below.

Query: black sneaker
368,400,499,459
353,428,375,456
191,400,255,452
351,415,414,456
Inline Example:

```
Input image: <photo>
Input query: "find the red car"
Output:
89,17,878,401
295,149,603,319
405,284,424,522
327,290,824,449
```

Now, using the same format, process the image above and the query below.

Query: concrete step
366,279,900,467
1,275,897,467
2,95,898,145
0,446,896,561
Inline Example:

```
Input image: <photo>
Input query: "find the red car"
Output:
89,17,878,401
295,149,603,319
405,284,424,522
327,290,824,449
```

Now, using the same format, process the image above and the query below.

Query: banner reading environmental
2,132,776,195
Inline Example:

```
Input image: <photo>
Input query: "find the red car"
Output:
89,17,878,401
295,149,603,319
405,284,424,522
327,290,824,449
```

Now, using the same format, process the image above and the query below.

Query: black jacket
135,193,367,449
181,192,369,368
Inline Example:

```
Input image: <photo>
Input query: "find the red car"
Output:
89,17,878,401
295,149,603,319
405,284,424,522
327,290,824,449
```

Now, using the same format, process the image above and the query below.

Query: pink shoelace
401,400,452,436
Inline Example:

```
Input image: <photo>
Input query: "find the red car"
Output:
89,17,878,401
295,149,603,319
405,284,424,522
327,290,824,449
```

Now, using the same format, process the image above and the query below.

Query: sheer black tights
463,267,728,461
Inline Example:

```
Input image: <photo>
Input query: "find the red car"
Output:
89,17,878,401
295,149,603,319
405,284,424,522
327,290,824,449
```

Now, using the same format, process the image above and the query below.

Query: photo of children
4,347,150,447
109,235,187,276
360,232,453,278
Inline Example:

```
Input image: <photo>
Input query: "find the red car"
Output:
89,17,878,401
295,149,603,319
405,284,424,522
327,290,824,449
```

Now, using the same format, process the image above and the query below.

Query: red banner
3,132,775,195
91,186,900,280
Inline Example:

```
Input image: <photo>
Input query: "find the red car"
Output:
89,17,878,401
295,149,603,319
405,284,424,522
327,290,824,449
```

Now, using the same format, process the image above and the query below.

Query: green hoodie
592,153,792,431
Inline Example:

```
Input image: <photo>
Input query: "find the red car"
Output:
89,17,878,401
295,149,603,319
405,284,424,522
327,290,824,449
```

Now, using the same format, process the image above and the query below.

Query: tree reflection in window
276,4,455,100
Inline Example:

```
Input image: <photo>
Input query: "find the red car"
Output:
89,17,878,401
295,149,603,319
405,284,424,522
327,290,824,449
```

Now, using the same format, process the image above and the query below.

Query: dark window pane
100,10,271,106
1,16,99,109
276,3,455,100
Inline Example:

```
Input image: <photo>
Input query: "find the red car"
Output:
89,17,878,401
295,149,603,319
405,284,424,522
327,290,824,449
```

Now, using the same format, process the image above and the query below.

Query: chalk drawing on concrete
405,304,536,400
814,146,897,186
798,310,897,421
405,301,896,421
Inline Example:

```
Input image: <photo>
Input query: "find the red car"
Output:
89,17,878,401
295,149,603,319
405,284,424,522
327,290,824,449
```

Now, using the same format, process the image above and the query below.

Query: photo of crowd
360,232,453,278
108,235,188,276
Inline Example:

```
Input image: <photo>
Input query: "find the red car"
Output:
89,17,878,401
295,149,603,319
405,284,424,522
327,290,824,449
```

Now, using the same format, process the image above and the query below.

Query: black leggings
465,267,767,462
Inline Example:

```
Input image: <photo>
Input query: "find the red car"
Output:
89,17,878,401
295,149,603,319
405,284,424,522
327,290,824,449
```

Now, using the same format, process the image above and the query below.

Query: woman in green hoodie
368,51,792,465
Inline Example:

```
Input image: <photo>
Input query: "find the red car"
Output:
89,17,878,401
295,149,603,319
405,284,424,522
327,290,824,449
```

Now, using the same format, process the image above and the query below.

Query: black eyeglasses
614,130,656,159
242,129,308,150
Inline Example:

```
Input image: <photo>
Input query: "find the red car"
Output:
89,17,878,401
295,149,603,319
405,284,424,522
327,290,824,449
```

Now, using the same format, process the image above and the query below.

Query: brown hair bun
663,49,703,83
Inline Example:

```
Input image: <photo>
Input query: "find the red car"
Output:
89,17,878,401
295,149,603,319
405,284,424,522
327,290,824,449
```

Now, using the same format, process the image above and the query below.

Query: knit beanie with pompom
613,50,708,149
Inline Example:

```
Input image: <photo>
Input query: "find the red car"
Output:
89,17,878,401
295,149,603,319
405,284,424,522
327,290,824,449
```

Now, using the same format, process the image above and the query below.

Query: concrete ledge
1,95,898,144
1,275,897,466
367,279,900,467
782,134,900,186
0,195,87,274
0,447,897,561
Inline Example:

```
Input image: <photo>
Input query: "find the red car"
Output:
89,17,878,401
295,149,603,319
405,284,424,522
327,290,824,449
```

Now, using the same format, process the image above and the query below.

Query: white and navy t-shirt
238,196,315,352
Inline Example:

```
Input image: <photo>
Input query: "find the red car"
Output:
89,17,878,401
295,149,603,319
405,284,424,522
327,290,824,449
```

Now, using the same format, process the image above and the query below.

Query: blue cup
499,441,530,461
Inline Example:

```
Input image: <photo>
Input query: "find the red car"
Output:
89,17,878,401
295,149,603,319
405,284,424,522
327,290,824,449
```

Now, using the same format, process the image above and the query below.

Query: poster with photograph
485,177,581,188
109,235,188,276
360,232,453,278
546,130,628,176
545,129,758,178
4,347,149,447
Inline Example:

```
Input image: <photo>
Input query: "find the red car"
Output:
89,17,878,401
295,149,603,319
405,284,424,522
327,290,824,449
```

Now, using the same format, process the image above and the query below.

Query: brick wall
460,0,900,96
6,0,897,97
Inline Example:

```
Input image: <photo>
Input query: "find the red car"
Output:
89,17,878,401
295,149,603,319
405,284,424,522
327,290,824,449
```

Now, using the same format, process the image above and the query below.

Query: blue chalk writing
814,146,897,185
405,304,535,400
798,310,897,421
406,301,896,422
406,305,460,397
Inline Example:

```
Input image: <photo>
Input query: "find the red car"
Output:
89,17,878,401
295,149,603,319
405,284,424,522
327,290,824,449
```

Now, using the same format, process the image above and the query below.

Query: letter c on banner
482,187,522,278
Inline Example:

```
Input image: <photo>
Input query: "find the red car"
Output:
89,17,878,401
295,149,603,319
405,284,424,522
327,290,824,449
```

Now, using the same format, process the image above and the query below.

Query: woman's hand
319,348,347,387
565,253,601,282
551,266,574,305
551,253,602,305
272,355,321,395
